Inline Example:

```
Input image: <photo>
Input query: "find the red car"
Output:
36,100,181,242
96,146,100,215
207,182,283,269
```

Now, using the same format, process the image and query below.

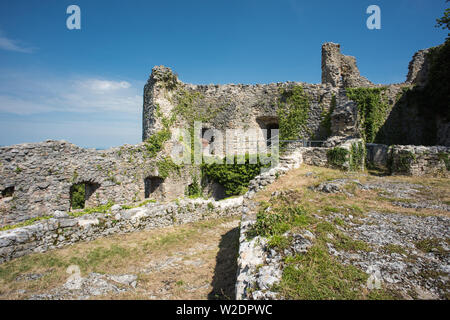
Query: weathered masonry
0,141,196,226
0,41,449,228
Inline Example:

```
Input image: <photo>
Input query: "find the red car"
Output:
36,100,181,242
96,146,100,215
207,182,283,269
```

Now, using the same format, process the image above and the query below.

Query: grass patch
121,199,156,210
381,244,407,255
68,201,114,217
0,216,53,232
276,245,369,299
414,238,447,255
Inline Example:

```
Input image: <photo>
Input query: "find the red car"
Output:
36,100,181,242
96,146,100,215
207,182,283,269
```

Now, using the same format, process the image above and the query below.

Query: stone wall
0,197,243,264
0,140,196,227
366,143,449,175
389,145,449,176
143,65,338,153
321,42,373,88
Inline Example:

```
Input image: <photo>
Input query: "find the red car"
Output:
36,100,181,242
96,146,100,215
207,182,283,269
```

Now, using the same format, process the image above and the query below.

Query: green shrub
349,142,365,171
327,147,349,169
186,175,202,198
68,201,114,217
247,206,309,239
438,152,450,170
156,157,181,179
0,216,53,232
144,129,171,158
70,183,85,209
202,154,269,197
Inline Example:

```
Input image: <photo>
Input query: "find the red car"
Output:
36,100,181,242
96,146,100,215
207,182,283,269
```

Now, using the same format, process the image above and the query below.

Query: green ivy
0,215,53,232
425,39,450,121
144,129,171,158
68,201,114,217
156,157,181,179
278,85,310,143
392,151,416,173
202,154,270,197
327,147,349,169
70,183,85,209
186,175,202,198
349,142,365,171
346,87,389,143
144,104,175,159
159,71,178,90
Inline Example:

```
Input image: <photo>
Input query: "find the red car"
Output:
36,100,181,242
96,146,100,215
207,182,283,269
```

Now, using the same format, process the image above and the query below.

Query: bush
327,147,349,169
247,206,309,238
70,183,85,209
202,154,269,197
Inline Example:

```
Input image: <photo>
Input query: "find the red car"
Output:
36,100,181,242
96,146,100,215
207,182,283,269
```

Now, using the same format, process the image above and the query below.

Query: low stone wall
390,145,449,176
366,144,449,176
0,140,195,227
235,207,281,300
300,147,330,167
0,197,243,264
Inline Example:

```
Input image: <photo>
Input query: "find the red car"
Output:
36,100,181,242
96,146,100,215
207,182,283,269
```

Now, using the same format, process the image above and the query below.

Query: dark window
144,177,163,198
1,186,14,198
70,182,100,210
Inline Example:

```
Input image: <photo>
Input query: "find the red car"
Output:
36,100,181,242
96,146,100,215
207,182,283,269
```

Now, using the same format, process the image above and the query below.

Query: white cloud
0,30,34,53
79,79,132,92
0,73,143,115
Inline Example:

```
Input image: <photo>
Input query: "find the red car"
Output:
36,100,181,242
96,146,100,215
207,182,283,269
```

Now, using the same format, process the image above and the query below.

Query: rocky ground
1,164,449,300
238,166,449,300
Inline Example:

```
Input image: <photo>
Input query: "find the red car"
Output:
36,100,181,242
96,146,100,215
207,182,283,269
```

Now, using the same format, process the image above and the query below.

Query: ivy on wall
278,85,311,142
346,87,389,143
326,147,349,170
368,40,449,146
156,157,181,179
201,154,270,197
144,104,175,158
349,142,365,171
326,142,365,171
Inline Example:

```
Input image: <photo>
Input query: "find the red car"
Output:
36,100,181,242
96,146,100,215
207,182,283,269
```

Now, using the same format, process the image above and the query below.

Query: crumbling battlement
321,42,373,88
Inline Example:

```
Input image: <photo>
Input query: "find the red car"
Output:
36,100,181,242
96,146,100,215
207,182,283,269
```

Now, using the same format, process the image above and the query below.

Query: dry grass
256,165,449,218
0,216,240,300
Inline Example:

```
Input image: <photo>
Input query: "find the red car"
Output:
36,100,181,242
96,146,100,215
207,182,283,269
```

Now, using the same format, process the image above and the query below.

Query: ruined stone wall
366,143,449,175
0,140,195,226
0,197,243,264
389,145,449,176
143,66,339,156
321,42,373,88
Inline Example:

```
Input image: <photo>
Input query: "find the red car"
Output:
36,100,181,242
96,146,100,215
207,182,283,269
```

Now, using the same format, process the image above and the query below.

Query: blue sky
0,0,448,148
